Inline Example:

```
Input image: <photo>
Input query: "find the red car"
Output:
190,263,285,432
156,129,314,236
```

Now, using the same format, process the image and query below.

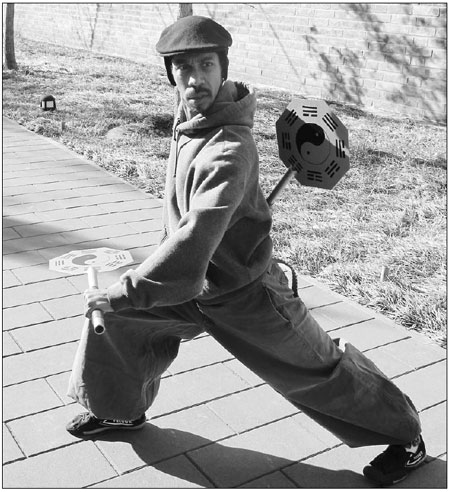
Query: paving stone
35,177,118,193
2,270,22,289
3,250,47,269
10,148,67,161
3,146,56,157
310,301,375,332
3,379,63,421
101,231,160,250
54,190,147,209
394,361,446,411
419,402,447,458
293,273,315,289
368,336,445,369
392,456,447,488
298,285,343,309
37,204,107,221
239,470,297,488
206,385,298,433
6,404,85,457
154,404,235,442
41,294,83,319
97,406,235,475
92,455,213,488
3,278,78,308
11,316,83,351
168,335,233,375
3,332,22,356
3,303,53,331
291,412,341,449
37,243,94,260
282,443,380,488
223,359,265,386
3,203,42,216
3,140,53,150
94,422,199,474
3,232,68,254
2,440,116,488
188,417,328,488
127,217,164,233
61,222,138,243
98,198,162,213
4,163,93,179
46,372,73,405
3,342,78,386
3,212,42,227
13,218,89,238
363,347,413,379
3,227,21,240
7,188,83,204
4,160,45,169
4,171,100,187
75,183,131,197
12,263,68,284
144,388,181,417
82,207,162,228
330,317,409,351
3,424,24,464
157,363,249,412
3,176,49,187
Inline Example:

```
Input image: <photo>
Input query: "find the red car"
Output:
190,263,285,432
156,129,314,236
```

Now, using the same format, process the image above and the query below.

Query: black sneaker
363,435,426,486
66,412,146,437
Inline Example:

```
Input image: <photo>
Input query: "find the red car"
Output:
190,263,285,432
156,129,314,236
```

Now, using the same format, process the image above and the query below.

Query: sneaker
363,435,426,486
66,412,146,437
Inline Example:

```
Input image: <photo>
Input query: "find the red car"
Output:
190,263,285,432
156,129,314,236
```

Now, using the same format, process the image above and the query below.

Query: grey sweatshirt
107,80,273,311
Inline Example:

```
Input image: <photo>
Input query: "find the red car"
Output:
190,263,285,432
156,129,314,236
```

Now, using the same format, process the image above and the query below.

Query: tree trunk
174,4,193,116
5,4,18,70
178,3,193,18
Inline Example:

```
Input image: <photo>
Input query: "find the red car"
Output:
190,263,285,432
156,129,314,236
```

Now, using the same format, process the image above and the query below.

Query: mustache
185,87,210,98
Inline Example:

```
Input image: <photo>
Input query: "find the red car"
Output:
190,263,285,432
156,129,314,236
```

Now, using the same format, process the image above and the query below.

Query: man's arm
107,145,250,311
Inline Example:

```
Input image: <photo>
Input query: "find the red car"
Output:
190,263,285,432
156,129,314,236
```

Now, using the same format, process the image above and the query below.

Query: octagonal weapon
267,98,350,205
49,247,133,335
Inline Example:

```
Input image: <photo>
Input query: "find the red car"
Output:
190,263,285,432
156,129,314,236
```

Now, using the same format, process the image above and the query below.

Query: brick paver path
3,117,446,487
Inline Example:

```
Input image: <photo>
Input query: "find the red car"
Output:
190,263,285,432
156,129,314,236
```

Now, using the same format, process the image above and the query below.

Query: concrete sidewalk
2,116,446,488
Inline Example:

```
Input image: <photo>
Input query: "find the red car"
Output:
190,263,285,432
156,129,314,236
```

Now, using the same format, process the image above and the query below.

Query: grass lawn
3,37,447,347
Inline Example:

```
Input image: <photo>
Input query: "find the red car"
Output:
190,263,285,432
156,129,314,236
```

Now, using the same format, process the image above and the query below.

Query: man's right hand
84,288,113,318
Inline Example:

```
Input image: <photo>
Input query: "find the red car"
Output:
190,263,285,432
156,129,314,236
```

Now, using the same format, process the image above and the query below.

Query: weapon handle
87,266,105,335
266,168,296,207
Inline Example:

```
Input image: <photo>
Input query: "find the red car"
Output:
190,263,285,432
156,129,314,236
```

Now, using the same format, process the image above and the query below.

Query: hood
176,80,256,136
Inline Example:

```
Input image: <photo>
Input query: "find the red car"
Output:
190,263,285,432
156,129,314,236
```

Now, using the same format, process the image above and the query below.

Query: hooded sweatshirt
107,81,273,311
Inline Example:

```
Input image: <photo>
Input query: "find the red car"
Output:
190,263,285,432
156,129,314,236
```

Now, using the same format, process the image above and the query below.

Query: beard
184,88,213,115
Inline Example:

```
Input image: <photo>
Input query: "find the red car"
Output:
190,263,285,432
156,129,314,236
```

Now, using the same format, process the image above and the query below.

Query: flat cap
156,15,232,57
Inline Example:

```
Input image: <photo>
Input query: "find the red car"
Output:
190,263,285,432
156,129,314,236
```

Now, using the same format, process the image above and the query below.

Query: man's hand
84,288,113,318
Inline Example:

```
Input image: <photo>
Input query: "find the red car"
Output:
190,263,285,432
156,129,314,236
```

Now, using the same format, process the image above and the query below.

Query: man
66,15,426,487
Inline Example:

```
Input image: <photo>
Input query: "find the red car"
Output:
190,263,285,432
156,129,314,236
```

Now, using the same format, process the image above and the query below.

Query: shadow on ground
91,423,446,488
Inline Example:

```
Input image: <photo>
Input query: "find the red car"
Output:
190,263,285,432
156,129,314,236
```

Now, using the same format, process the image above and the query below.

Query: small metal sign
40,95,56,111
49,247,133,274
276,98,350,189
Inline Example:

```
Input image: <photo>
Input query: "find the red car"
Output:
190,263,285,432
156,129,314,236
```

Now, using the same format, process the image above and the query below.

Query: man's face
171,51,223,117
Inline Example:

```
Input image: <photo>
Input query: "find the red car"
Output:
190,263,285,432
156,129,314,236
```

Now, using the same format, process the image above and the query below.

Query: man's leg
197,260,421,449
67,302,205,435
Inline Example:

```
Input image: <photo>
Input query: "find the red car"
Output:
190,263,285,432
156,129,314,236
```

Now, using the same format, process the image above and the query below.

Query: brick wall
9,3,447,122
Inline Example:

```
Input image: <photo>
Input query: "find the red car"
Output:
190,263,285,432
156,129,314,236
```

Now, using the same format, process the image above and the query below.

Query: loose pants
68,260,421,448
